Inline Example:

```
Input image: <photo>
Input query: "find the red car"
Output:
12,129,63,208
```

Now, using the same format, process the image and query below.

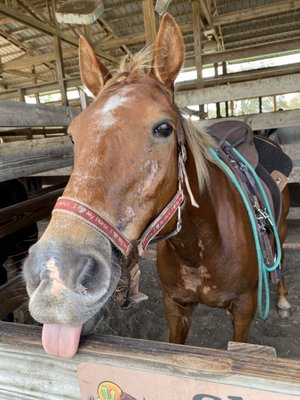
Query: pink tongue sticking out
42,324,82,358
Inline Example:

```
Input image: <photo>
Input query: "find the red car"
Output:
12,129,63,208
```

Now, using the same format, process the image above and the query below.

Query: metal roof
0,0,299,97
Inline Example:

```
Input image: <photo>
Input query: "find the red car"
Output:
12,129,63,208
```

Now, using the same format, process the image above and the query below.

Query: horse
23,14,291,358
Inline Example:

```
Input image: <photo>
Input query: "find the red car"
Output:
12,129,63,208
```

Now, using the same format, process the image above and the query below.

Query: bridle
53,122,199,258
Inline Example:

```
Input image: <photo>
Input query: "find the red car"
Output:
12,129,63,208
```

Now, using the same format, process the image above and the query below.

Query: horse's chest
171,264,228,307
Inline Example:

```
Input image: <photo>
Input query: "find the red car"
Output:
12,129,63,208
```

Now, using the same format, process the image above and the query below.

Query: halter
52,142,198,257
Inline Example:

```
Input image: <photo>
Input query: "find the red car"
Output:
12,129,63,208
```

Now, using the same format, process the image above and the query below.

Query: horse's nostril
76,256,98,292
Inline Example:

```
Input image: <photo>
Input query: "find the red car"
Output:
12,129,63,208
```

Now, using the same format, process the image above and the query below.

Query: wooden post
53,35,68,106
50,0,68,106
230,99,234,116
259,96,262,113
84,25,93,45
222,61,229,117
18,88,25,102
192,0,204,119
142,0,156,46
214,62,221,118
31,65,40,104
273,95,277,112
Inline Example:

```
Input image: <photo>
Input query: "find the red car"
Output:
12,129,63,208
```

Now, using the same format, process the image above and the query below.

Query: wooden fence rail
0,322,299,400
0,100,79,127
0,136,73,182
0,187,64,238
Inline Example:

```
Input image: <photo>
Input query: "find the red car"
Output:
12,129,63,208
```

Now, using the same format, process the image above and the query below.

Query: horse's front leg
228,290,257,342
163,291,196,344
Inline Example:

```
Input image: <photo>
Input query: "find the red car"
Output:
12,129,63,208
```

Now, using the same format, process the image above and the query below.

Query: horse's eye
152,122,173,138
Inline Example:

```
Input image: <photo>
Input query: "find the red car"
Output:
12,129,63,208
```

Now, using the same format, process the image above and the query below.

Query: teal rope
209,147,281,320
230,146,282,271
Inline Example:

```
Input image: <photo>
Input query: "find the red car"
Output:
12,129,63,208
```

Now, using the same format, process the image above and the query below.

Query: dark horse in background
23,14,291,358
0,179,38,319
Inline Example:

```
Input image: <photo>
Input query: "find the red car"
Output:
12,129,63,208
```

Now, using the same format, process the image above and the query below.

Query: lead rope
209,147,281,320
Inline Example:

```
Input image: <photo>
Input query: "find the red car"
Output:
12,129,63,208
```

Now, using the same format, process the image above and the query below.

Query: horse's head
23,14,185,358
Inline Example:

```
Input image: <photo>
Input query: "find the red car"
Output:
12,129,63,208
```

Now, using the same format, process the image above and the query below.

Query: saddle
208,121,292,224
207,121,293,282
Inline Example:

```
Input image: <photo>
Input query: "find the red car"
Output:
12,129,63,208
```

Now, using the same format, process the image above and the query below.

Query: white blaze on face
99,87,132,129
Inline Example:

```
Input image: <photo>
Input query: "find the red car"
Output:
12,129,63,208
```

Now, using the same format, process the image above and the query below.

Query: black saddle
207,121,293,226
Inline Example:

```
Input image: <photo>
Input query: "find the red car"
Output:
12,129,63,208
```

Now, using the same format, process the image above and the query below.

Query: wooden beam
17,0,51,24
176,73,300,106
197,109,300,132
0,322,300,399
53,36,68,106
142,0,156,46
191,37,300,65
212,0,300,26
0,136,73,182
177,62,300,91
3,68,45,79
0,3,116,63
0,100,78,126
0,187,64,237
98,17,131,56
95,31,145,51
0,77,82,100
1,48,77,71
2,31,298,74
0,26,27,53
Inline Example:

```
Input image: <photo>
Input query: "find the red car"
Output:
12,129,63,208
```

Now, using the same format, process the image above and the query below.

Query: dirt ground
97,221,300,361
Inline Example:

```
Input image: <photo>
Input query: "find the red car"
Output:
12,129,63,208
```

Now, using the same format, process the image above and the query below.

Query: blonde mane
105,47,153,86
181,118,216,191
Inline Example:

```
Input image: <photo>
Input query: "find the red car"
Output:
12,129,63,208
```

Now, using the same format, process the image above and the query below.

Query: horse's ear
79,36,112,97
151,13,184,88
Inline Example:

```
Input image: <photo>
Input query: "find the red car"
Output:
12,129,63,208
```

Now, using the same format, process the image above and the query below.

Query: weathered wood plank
0,322,299,400
282,144,300,161
289,167,300,183
32,166,72,177
0,100,78,127
0,188,63,238
198,109,300,131
176,73,300,106
287,207,300,220
227,341,277,358
0,136,73,182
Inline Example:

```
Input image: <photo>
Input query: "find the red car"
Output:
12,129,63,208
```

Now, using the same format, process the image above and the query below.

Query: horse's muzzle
23,240,120,326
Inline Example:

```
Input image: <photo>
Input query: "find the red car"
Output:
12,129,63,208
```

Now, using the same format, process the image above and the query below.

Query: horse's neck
174,148,237,252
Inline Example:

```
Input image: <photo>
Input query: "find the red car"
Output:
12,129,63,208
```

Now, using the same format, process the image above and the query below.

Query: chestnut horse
23,14,290,358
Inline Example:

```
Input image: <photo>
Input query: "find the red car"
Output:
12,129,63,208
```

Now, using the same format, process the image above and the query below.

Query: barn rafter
0,0,298,103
